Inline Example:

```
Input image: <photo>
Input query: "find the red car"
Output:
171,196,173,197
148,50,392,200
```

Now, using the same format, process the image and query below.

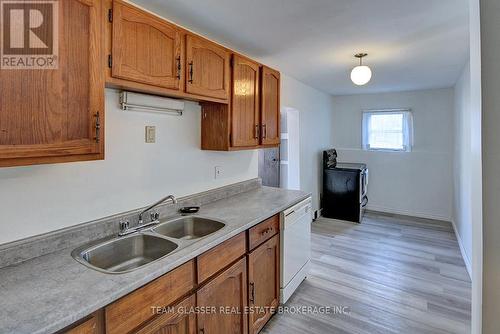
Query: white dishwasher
280,197,312,303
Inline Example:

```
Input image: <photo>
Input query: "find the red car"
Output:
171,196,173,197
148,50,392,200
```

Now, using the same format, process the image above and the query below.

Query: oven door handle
361,196,369,208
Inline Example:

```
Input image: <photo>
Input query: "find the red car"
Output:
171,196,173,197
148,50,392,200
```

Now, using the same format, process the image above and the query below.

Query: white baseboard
451,220,472,279
314,208,323,221
366,204,451,222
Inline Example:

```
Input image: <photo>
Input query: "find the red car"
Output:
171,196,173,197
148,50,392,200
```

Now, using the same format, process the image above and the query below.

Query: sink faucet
119,195,177,237
138,195,177,225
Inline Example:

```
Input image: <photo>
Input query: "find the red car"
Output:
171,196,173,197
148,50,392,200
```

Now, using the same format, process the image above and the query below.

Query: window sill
363,148,412,153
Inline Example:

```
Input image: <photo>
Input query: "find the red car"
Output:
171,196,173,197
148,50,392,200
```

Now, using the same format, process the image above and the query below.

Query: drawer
105,260,195,334
60,310,104,334
248,215,279,251
133,294,196,334
197,232,246,283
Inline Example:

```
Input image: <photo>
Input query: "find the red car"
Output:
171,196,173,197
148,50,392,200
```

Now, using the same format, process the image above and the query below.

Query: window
362,109,413,152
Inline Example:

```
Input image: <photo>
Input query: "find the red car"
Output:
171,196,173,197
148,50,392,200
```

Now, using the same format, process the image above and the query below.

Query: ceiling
132,0,470,96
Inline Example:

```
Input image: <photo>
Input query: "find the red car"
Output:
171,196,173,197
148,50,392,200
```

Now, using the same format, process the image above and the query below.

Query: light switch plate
145,126,156,143
215,166,223,179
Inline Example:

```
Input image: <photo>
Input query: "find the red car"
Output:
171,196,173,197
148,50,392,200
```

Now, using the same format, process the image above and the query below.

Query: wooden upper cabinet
0,0,104,167
248,235,280,334
231,55,260,148
260,67,281,146
111,0,183,90
185,35,230,100
197,258,248,334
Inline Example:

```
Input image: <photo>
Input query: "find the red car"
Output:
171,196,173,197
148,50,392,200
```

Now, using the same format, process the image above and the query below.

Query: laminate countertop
0,186,310,334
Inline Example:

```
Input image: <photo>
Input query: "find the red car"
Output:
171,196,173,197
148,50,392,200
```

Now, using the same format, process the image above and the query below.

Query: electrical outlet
145,126,156,143
215,166,223,179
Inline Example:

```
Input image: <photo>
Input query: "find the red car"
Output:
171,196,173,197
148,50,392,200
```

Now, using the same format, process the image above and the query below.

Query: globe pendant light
351,53,372,86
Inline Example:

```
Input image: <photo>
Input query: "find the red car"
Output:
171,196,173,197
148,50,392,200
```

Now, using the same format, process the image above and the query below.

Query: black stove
333,163,367,171
322,150,369,223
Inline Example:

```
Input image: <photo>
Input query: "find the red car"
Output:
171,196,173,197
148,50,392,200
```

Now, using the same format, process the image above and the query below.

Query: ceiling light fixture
351,53,372,86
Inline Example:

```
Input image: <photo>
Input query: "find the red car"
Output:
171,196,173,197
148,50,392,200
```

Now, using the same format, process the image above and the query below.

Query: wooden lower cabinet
64,317,98,334
61,311,104,334
248,215,279,251
197,232,246,283
105,261,195,334
66,216,285,334
133,295,196,334
197,258,248,334
247,235,280,334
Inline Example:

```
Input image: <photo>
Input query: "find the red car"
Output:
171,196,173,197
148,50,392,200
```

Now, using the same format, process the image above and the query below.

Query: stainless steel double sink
72,216,226,274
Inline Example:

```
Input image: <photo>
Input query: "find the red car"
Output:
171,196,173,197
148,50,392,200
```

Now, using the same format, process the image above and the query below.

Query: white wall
331,89,454,221
280,107,301,191
480,0,500,332
0,76,335,245
468,0,483,332
0,89,258,245
453,62,474,276
280,74,335,215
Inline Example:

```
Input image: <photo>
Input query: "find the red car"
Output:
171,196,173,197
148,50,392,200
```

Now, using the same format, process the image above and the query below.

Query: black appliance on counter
322,149,369,223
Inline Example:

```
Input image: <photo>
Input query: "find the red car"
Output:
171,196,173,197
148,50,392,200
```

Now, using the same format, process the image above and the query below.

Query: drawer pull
285,210,295,217
261,227,272,235
249,214,279,251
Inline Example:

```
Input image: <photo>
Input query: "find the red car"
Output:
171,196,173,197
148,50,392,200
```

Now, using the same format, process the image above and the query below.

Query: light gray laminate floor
263,212,471,334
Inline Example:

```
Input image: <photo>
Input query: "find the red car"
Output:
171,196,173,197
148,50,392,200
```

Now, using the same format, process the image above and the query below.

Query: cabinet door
197,258,248,334
0,0,104,167
112,0,183,90
247,235,280,334
63,311,104,334
260,67,280,146
186,35,230,100
134,295,196,334
64,317,98,334
231,55,260,148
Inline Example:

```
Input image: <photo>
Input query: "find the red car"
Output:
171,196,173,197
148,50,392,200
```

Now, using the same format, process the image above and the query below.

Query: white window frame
362,109,413,152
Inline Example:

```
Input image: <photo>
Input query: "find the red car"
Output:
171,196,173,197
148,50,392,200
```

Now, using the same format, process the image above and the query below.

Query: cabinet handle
261,227,272,235
249,282,255,303
94,112,101,143
176,56,181,79
188,61,194,83
262,124,267,139
255,125,260,139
